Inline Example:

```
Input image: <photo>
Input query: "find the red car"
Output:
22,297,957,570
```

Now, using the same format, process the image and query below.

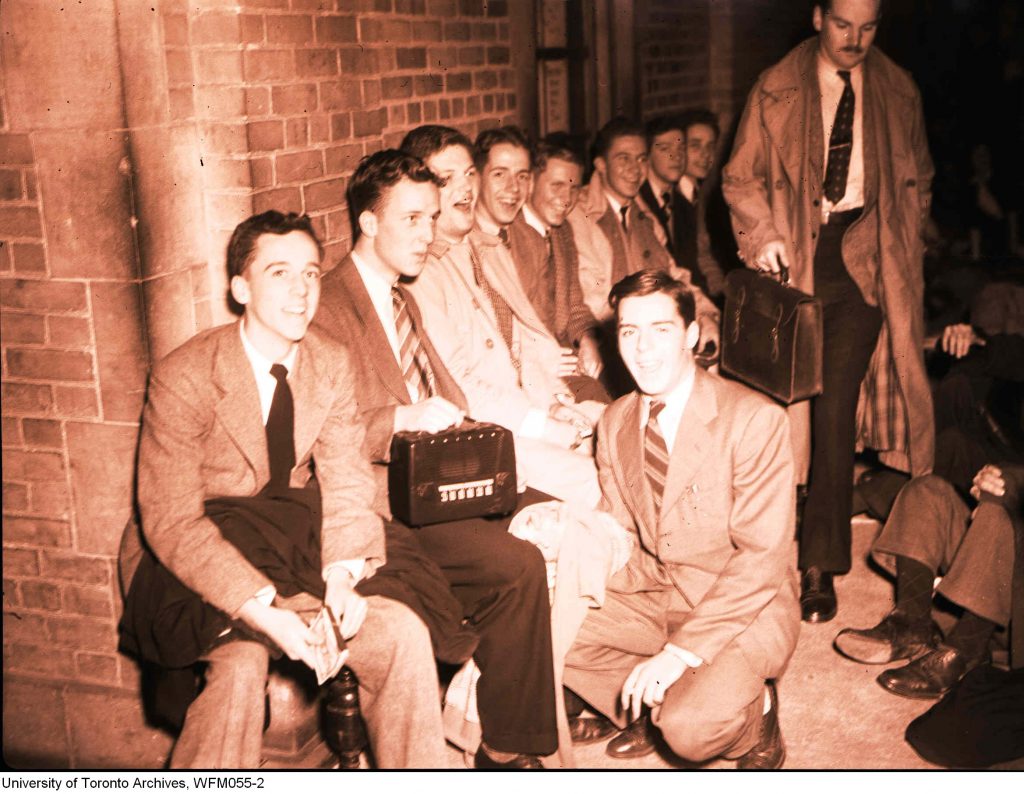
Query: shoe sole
571,726,619,746
605,746,657,760
833,637,933,666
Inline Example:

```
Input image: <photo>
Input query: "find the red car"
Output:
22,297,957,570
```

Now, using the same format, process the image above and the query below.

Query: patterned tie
661,190,674,246
469,245,519,375
644,400,670,514
823,70,854,204
391,286,434,402
619,204,629,231
265,363,295,491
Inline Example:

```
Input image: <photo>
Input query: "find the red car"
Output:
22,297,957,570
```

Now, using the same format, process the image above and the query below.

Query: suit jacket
723,37,934,477
507,212,597,348
312,255,468,519
569,173,720,327
595,369,800,675
128,320,383,618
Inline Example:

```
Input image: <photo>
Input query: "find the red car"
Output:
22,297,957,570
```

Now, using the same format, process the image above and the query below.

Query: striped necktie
645,400,669,514
661,190,674,246
391,286,434,402
823,70,854,204
469,245,519,375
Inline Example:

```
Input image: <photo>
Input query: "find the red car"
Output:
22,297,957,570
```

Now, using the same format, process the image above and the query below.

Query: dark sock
564,687,586,719
946,610,996,662
895,555,934,625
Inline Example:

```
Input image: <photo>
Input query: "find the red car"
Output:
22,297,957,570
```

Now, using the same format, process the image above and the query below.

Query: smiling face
814,0,881,71
648,129,685,186
476,142,531,229
617,291,699,399
596,134,648,204
360,177,440,281
684,123,717,181
231,230,322,361
529,157,582,228
425,143,478,243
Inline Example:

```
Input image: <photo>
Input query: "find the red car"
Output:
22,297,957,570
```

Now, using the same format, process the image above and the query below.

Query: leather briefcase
388,420,517,527
720,268,823,405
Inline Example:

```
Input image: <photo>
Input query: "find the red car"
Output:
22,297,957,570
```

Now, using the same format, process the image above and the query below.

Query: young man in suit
313,150,558,769
563,269,799,769
400,124,603,507
125,211,446,768
508,137,603,382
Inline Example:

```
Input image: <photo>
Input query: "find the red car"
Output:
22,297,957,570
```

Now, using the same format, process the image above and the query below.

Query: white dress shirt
677,174,698,205
818,55,865,218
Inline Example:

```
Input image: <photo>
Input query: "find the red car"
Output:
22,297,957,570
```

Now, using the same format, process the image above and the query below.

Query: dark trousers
800,215,882,573
402,487,558,756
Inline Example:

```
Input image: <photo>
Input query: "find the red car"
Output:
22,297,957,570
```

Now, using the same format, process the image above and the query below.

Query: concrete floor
443,515,955,770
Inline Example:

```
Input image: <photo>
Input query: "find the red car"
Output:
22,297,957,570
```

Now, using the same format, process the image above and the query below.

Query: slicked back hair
400,124,474,165
677,108,720,140
609,268,696,327
347,149,443,238
227,210,322,279
592,116,647,163
532,137,584,174
644,115,685,148
473,125,532,173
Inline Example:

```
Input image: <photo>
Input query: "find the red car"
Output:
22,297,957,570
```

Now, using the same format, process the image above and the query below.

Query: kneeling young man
122,211,446,768
563,270,799,768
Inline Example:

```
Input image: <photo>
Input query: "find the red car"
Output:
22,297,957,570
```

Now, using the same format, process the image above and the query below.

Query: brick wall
1,0,523,768
635,0,711,120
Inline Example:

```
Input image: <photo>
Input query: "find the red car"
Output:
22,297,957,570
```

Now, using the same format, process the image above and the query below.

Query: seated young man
312,149,558,769
835,464,1021,697
120,211,446,768
400,124,602,508
563,270,799,769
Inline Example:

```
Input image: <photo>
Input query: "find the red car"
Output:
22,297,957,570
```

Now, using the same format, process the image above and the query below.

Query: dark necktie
823,70,854,204
644,400,669,515
391,286,434,402
498,227,511,249
619,204,629,232
266,363,295,490
469,245,519,375
661,190,674,245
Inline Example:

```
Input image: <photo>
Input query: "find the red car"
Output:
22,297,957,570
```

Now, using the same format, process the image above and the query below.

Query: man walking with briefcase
722,0,935,623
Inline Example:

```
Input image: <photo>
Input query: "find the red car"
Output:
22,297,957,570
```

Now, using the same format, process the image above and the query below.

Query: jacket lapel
213,323,269,486
659,370,716,520
290,330,338,465
337,257,411,406
614,393,659,551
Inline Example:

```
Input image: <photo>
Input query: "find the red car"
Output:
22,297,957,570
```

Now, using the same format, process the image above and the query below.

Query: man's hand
543,416,585,450
753,240,791,276
393,396,465,434
621,650,688,721
324,568,368,640
970,464,1006,501
237,600,317,670
577,333,604,379
940,323,985,359
696,316,720,359
558,347,580,377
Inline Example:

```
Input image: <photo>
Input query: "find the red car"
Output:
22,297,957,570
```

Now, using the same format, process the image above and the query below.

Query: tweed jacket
596,369,800,673
569,173,720,328
723,38,935,476
507,211,597,348
130,320,383,618
312,255,469,519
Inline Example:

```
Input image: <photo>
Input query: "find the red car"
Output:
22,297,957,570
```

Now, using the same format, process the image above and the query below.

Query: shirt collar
522,204,548,237
816,51,863,84
352,249,398,299
604,191,627,216
239,319,298,374
646,174,672,204
475,211,502,237
677,174,698,203
643,365,696,421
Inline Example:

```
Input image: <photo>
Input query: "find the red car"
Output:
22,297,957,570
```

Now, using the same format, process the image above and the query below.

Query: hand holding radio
394,396,466,434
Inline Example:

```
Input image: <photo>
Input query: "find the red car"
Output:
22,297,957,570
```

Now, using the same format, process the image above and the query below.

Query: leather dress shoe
473,746,544,769
736,682,785,770
800,567,837,623
606,714,656,759
876,644,982,700
834,608,941,664
569,714,618,745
